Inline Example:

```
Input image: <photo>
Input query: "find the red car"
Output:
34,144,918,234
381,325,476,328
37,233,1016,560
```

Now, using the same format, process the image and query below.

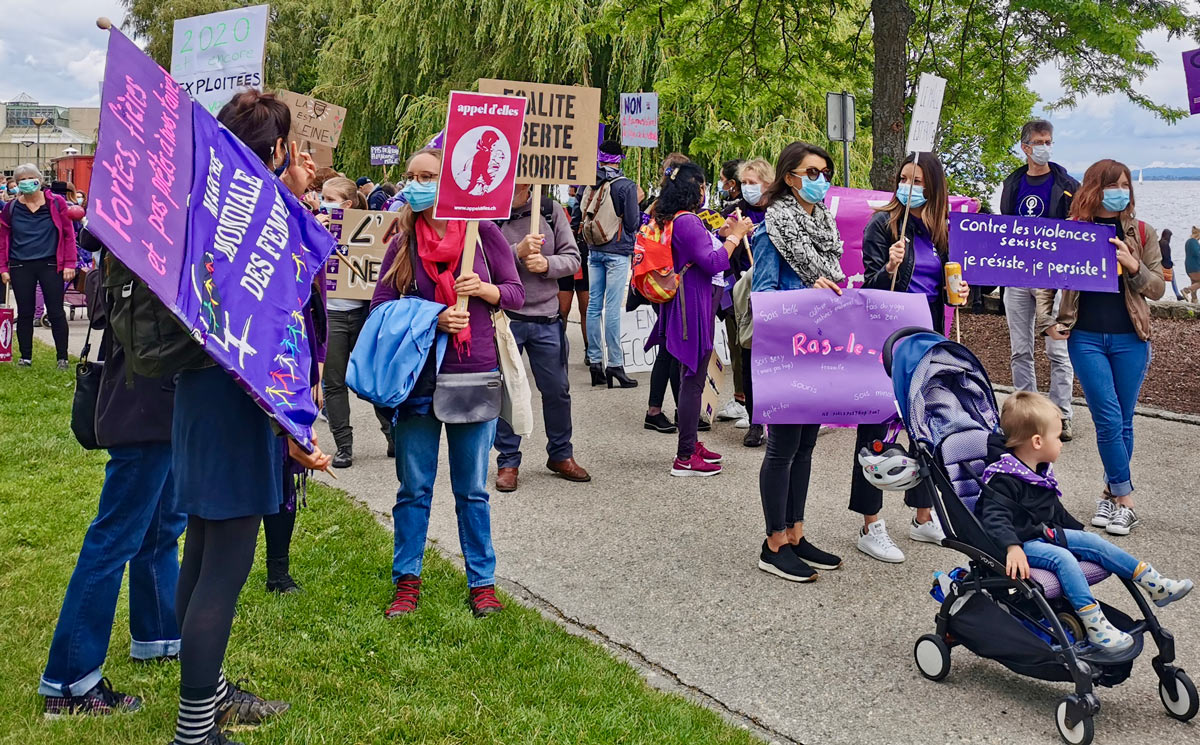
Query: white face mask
1029,144,1052,167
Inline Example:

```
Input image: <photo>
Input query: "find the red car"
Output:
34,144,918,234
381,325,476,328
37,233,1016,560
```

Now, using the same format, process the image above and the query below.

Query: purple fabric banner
90,27,335,449
949,213,1118,292
1185,48,1200,116
750,289,932,425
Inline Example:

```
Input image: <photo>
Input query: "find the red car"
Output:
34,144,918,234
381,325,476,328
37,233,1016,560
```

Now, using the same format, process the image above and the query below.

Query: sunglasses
793,167,834,181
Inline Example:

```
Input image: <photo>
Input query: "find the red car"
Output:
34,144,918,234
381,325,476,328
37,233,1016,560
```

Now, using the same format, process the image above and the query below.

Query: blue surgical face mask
17,179,39,195
1102,188,1131,213
273,150,290,177
741,183,763,206
320,201,342,214
7,187,16,195
403,179,437,213
896,183,927,209
798,174,830,204
567,196,578,210
718,187,731,200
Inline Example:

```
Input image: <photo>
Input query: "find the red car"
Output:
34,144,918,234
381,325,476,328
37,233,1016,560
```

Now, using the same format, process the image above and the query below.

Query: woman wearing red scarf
371,148,524,618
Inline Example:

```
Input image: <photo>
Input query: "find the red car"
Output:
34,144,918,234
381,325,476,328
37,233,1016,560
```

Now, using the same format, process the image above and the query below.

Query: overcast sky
4,1,1200,172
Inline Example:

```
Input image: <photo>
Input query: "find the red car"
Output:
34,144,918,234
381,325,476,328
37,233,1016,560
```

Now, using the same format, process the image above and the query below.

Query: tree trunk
870,0,915,191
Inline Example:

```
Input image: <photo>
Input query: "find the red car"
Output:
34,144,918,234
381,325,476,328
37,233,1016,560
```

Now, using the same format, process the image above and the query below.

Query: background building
0,93,98,178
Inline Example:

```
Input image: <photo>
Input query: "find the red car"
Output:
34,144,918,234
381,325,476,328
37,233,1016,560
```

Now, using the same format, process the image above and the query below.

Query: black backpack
100,248,210,379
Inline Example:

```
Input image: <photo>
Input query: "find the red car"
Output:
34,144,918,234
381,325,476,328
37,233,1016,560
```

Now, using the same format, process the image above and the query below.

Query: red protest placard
434,91,527,221
0,306,12,363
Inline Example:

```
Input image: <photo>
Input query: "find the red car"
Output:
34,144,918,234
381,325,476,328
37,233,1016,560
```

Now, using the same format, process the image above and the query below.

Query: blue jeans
1023,529,1142,610
392,415,498,588
1067,330,1150,497
586,251,630,368
494,320,574,468
40,444,186,697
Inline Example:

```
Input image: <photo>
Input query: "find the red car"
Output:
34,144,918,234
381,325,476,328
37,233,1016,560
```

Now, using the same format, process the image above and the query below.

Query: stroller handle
882,326,935,378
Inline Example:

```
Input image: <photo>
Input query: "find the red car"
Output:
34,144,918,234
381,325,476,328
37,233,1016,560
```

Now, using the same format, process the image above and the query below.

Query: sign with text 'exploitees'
170,5,269,115
478,79,600,185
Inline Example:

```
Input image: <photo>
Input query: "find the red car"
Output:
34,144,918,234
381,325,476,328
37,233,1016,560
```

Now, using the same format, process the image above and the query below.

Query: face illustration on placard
452,126,512,196
0,314,11,353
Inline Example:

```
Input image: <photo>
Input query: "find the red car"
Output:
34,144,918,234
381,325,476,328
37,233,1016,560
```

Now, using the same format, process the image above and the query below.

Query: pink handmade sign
434,91,527,221
0,305,12,362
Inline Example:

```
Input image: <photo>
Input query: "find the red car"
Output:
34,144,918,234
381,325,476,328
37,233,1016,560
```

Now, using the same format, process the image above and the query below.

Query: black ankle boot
589,362,606,386
265,557,301,594
605,366,638,388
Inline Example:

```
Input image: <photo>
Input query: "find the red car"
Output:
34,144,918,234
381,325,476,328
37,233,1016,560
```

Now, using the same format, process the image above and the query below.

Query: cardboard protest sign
275,90,347,149
906,73,946,154
478,79,601,184
1185,49,1200,116
91,27,335,449
620,92,659,148
323,208,402,300
170,5,269,115
620,304,730,374
949,213,1118,292
700,354,726,424
750,289,932,425
434,91,527,221
0,305,12,362
827,187,979,287
297,139,334,169
370,145,401,166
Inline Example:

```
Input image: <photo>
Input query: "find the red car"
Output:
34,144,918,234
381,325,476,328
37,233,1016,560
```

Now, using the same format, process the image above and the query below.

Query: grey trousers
1004,287,1074,419
494,319,574,468
324,307,392,451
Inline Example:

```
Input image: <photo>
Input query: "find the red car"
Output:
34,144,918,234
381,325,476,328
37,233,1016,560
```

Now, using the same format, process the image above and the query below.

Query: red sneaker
671,453,723,477
468,585,504,617
694,441,723,464
385,575,422,618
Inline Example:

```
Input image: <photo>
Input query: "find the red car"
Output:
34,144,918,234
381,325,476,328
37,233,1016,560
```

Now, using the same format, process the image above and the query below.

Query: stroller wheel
914,634,950,681
1057,611,1084,644
1055,698,1094,745
1159,668,1198,722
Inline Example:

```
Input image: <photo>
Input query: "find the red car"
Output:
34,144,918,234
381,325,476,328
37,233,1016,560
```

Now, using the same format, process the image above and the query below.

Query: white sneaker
716,400,747,422
857,520,905,563
1091,498,1116,528
909,515,945,545
734,416,750,430
1105,506,1140,536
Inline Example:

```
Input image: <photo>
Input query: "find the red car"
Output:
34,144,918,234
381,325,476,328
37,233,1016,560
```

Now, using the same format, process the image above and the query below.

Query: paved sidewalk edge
990,383,1200,427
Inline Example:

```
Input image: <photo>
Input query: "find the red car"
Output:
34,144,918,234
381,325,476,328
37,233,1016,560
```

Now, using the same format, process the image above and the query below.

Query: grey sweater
497,200,580,318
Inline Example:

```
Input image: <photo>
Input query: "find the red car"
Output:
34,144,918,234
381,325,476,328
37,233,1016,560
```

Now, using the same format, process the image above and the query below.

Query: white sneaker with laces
716,400,747,422
1105,506,1140,536
909,515,945,545
1091,498,1116,528
858,519,905,563
734,416,750,429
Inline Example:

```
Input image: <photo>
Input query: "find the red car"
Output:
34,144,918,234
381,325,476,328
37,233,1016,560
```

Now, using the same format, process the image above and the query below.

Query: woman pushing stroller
976,391,1192,652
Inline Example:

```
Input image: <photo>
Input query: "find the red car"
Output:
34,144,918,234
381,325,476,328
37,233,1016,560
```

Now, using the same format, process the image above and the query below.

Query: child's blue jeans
1023,529,1141,610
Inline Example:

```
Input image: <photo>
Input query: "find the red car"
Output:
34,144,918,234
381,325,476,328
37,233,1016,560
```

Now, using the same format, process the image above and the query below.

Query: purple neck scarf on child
982,453,1062,497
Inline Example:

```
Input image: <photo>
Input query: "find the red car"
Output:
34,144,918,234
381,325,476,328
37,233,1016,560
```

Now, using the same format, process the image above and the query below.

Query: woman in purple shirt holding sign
853,154,965,564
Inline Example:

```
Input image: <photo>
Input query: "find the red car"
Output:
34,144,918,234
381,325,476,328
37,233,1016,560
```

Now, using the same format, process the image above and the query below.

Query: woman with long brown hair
1039,159,1165,536
852,153,965,563
371,147,524,618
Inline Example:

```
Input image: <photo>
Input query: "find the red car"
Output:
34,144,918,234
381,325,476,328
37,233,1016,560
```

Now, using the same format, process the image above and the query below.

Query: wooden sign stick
891,151,920,292
529,185,542,236
455,220,481,312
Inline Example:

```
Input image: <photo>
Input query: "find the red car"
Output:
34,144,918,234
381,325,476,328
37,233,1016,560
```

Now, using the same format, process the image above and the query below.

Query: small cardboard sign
275,90,347,149
324,208,403,299
620,92,659,148
297,138,333,169
0,306,13,362
906,73,947,154
478,79,601,185
370,145,401,166
434,90,527,221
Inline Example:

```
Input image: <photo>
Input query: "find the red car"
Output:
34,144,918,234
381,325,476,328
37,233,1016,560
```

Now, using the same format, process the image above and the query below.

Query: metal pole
841,91,851,187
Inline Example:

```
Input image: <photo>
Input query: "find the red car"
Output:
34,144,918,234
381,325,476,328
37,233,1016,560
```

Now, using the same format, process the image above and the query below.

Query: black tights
262,508,295,562
648,346,681,410
176,514,261,690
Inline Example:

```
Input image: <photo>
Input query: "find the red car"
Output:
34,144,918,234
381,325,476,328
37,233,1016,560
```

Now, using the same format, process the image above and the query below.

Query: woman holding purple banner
852,153,964,564
1038,159,1165,537
749,141,846,582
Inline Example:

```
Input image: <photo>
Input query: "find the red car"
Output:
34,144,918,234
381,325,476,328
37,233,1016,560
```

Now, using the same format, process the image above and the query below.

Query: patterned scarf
764,193,846,285
982,453,1062,498
415,216,470,354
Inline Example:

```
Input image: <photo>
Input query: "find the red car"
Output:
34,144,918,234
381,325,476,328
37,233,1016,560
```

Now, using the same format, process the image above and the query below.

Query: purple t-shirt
907,229,943,298
1015,173,1054,218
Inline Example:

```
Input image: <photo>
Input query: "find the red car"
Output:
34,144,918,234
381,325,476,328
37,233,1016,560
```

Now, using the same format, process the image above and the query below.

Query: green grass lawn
0,346,759,745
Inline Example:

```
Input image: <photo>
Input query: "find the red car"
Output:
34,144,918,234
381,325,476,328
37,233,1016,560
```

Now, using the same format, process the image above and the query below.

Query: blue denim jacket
750,225,809,292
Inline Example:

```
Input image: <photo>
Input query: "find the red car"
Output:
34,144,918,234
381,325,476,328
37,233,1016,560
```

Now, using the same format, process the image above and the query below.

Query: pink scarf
416,216,471,354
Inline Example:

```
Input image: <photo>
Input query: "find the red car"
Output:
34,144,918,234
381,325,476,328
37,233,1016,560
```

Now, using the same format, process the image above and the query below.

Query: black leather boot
589,362,606,386
266,557,301,594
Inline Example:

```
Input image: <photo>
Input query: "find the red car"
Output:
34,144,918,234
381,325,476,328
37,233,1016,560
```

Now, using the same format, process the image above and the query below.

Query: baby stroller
875,327,1196,745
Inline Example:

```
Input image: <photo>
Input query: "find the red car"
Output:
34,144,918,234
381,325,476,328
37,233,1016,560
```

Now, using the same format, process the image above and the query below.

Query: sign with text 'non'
949,213,1119,292
170,5,268,115
906,73,946,154
620,92,659,148
324,208,400,300
478,79,600,185
275,90,347,149
434,91,527,221
750,289,932,425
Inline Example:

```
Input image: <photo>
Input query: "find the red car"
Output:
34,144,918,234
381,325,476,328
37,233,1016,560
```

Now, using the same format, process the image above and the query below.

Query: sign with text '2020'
170,5,269,115
906,73,946,154
949,213,1119,292
478,79,600,185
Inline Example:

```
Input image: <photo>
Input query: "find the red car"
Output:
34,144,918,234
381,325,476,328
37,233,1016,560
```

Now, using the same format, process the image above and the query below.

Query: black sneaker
43,678,142,718
743,424,765,447
644,412,676,434
757,541,817,582
215,679,289,728
791,537,843,570
698,417,711,432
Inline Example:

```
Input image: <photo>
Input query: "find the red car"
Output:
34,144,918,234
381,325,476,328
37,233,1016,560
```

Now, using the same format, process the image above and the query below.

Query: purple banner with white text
750,289,932,425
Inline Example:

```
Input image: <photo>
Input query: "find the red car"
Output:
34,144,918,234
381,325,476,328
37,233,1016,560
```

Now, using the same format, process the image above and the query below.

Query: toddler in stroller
977,391,1192,651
